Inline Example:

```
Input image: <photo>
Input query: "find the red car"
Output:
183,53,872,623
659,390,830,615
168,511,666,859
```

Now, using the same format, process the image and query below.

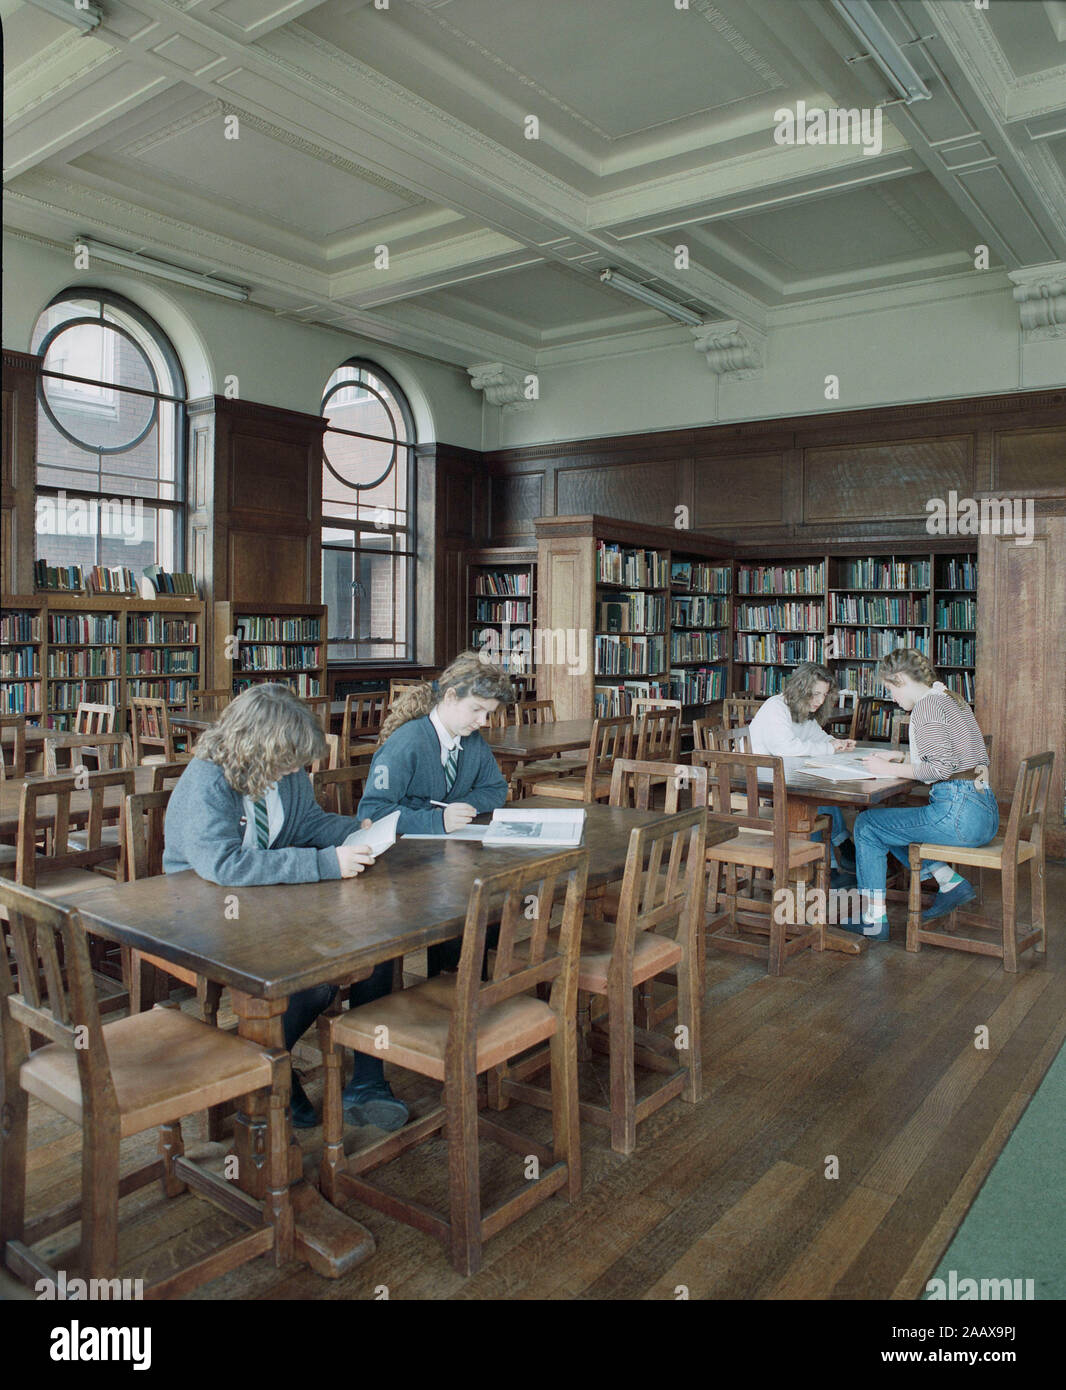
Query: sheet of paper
402,825,488,841
802,759,902,781
343,809,400,855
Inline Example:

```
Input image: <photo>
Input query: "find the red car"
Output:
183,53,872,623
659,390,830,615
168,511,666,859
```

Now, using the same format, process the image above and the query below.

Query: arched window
321,360,416,662
31,290,187,575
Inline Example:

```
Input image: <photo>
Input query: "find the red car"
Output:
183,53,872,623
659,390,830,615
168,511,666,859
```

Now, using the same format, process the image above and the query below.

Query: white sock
861,890,886,923
931,866,963,892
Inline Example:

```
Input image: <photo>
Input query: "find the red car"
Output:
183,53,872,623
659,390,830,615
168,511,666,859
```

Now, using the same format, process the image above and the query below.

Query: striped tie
443,746,459,794
253,796,270,848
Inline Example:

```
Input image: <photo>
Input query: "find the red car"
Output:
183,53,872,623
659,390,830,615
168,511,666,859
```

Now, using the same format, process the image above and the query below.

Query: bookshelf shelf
213,602,327,700
465,548,538,694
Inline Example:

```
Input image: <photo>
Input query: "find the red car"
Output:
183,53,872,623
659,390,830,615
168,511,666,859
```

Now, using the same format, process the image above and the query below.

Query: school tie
253,796,270,849
443,746,459,794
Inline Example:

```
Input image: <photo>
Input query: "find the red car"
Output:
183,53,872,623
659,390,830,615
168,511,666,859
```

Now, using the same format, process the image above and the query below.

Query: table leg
230,989,375,1277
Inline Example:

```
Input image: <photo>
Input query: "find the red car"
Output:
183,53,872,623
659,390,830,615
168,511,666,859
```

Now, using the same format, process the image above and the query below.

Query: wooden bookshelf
733,559,826,697
464,547,537,698
1,593,203,729
534,516,734,720
933,552,977,705
213,602,326,699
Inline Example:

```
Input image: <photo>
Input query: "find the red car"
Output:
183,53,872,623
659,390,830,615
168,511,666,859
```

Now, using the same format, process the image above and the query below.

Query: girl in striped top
843,648,997,940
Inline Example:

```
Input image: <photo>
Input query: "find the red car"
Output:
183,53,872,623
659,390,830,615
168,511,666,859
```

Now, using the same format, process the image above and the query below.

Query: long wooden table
0,765,157,836
73,798,724,1278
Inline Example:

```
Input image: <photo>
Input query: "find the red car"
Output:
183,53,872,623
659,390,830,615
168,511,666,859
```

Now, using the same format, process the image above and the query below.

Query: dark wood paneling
804,438,973,523
228,434,310,516
694,452,785,528
557,459,680,524
992,428,1066,491
1,350,41,595
229,530,309,605
444,469,474,538
491,471,543,538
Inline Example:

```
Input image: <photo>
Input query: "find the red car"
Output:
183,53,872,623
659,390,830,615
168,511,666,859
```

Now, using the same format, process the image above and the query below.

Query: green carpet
923,1037,1066,1300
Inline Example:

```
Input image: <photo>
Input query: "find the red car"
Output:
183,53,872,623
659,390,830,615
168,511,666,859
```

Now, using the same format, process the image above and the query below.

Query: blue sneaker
342,1080,409,1131
834,914,889,942
922,880,976,922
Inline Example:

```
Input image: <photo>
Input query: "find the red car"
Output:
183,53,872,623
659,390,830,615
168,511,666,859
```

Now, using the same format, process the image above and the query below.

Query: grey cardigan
163,756,356,885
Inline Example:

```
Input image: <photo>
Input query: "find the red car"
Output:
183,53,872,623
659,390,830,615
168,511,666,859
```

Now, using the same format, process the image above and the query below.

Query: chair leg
1001,864,1018,973
0,1075,28,1251
158,1121,187,1198
81,1117,120,1279
550,1011,582,1200
444,1067,482,1276
677,946,701,1105
767,874,786,977
1031,850,1046,956
606,978,636,1156
906,845,923,952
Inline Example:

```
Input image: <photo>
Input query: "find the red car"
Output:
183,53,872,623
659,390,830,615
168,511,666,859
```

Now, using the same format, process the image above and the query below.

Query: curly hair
194,683,326,798
877,647,968,707
377,650,514,745
781,663,838,726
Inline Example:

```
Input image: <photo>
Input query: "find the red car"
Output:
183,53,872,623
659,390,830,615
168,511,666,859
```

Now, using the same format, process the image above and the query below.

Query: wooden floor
6,864,1065,1301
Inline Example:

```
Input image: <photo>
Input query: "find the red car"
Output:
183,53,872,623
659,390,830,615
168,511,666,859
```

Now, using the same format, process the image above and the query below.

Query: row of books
669,665,726,704
828,596,928,625
473,572,531,596
735,634,823,664
128,679,197,704
1,614,42,642
835,559,931,589
938,557,977,591
671,596,729,628
738,667,788,695
1,682,42,714
836,666,891,696
1,648,39,678
49,680,121,710
593,681,671,717
597,593,667,634
86,566,137,595
735,601,824,631
596,543,669,589
671,631,728,663
34,561,84,592
936,637,976,666
594,635,667,677
235,645,321,672
127,617,199,644
126,650,200,675
945,671,975,701
236,616,321,642
829,628,929,659
46,651,120,678
737,563,824,595
234,674,321,698
141,566,197,596
935,599,976,629
669,561,731,594
475,600,531,623
48,615,121,644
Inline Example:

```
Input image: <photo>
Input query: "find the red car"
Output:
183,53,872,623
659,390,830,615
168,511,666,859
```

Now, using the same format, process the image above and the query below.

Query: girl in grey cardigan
163,682,401,1131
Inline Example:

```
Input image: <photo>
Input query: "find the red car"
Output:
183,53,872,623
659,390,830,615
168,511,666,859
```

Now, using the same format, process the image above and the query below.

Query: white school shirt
748,694,837,757
241,784,284,849
429,707,463,767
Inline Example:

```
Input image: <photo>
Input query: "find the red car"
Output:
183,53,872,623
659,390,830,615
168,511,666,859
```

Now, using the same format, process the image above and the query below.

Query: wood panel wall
419,441,489,668
1,350,41,596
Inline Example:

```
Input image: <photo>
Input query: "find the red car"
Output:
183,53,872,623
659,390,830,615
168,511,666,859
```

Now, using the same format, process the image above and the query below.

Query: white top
429,706,463,766
241,783,283,849
748,693,837,757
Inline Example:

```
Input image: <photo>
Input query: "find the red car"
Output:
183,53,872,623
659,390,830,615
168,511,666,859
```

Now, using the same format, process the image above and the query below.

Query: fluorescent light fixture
75,238,250,301
24,0,103,33
599,269,703,327
831,0,932,104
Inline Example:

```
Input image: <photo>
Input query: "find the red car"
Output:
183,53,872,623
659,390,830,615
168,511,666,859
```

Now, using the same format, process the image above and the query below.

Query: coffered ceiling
4,0,1065,375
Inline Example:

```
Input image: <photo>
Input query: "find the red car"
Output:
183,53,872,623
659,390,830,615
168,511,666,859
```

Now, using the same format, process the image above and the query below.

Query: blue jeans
811,805,849,867
853,781,999,908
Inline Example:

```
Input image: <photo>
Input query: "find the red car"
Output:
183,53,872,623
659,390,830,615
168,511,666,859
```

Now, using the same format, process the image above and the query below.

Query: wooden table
173,702,355,736
73,798,717,1278
485,718,597,783
0,765,157,836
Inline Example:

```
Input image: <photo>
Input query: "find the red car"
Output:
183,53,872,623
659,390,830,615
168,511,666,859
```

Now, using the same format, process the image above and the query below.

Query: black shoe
289,1073,319,1129
342,1080,409,1131
830,868,857,890
835,838,856,873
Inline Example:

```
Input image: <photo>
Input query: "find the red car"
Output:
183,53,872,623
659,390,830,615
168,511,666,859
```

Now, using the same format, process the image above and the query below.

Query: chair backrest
73,702,116,735
341,691,387,755
43,731,133,775
0,714,27,780
999,752,1055,861
692,749,790,876
582,716,633,798
722,696,764,729
129,697,174,762
890,710,910,747
691,716,717,753
514,699,556,727
310,732,341,774
452,849,589,1037
609,758,709,814
303,695,331,732
13,769,134,888
633,706,681,762
631,697,682,719
486,704,511,730
312,763,370,817
187,689,231,719
388,676,429,709
605,808,708,968
151,761,189,792
692,723,752,753
0,883,108,1089
123,787,172,881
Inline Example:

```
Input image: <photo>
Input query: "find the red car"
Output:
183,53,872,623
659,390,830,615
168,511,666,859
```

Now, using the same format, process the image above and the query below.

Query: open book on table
802,757,903,782
481,808,586,847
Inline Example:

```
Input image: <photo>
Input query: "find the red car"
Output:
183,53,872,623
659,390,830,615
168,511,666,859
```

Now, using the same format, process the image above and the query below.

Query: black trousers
281,958,395,1088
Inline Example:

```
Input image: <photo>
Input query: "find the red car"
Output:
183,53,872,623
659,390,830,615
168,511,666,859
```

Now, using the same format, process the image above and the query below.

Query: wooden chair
631,696,682,719
185,688,231,719
691,716,720,753
514,699,556,727
722,696,764,729
303,696,331,732
496,809,707,1156
486,704,511,730
319,849,589,1275
700,722,752,753
73,702,116,735
0,714,27,781
309,732,341,775
0,882,289,1299
43,731,133,775
387,676,429,710
340,691,387,761
312,763,371,817
151,762,189,792
514,716,633,803
890,710,911,747
129,697,185,765
906,752,1054,972
633,705,681,763
694,749,828,977
2,769,132,899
